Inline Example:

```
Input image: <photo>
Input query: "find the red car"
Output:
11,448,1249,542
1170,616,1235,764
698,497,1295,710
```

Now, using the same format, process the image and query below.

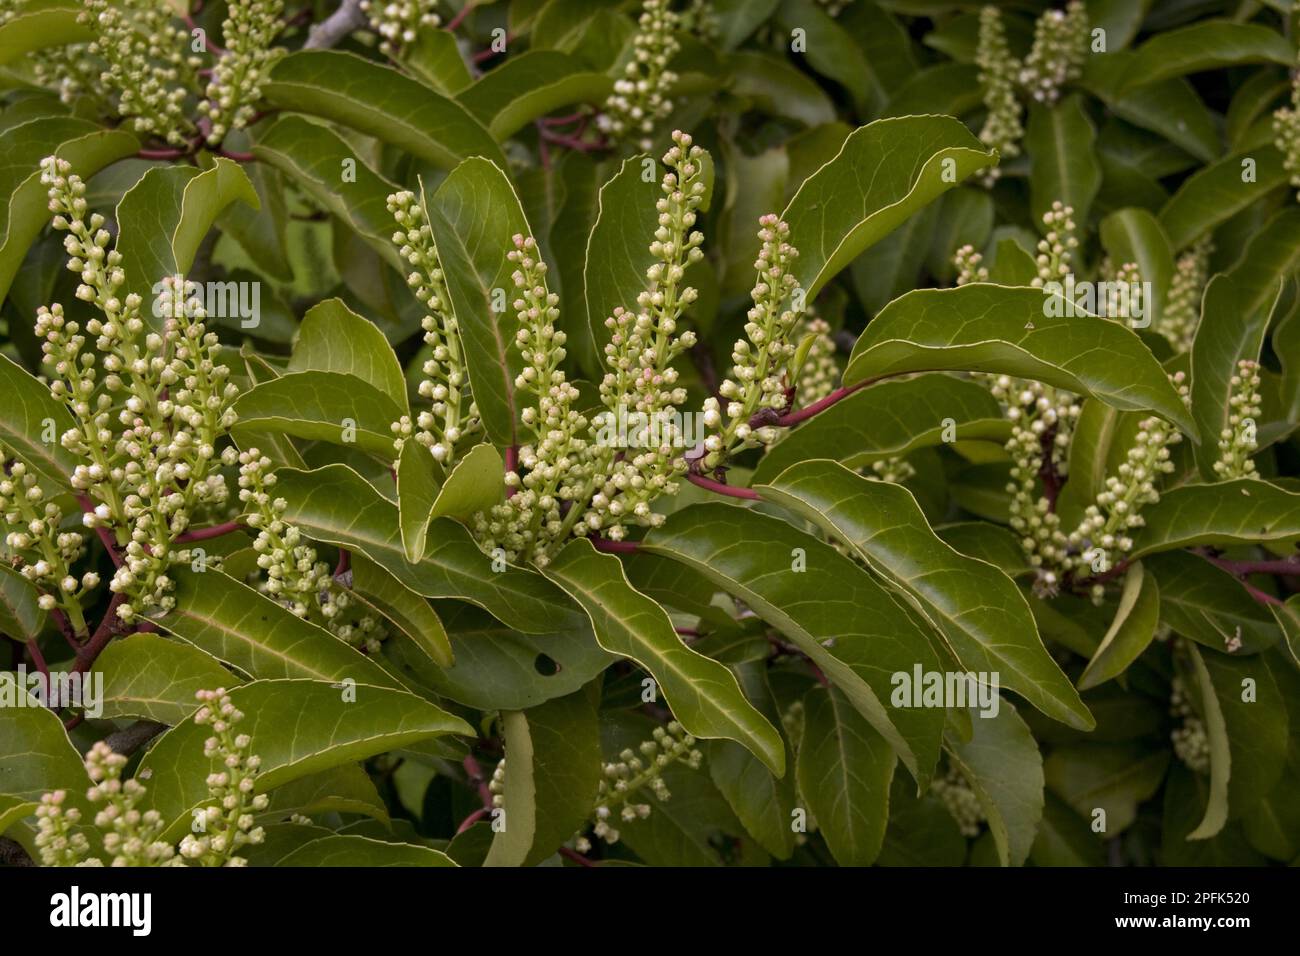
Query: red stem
445,2,474,31
685,472,761,500
26,639,49,681
472,35,512,63
463,754,493,808
1202,555,1300,577
174,519,244,544
505,445,519,499
559,846,596,867
217,147,257,163
334,548,351,579
74,592,128,673
590,537,640,554
49,607,80,649
760,380,869,429
137,147,188,160
455,807,488,835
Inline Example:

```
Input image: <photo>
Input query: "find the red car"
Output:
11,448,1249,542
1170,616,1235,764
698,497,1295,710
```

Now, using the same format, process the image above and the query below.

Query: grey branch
305,0,368,50
105,720,168,756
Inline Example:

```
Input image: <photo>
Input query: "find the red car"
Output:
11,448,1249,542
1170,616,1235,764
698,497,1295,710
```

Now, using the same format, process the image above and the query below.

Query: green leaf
1185,644,1230,840
944,699,1044,867
425,157,531,447
643,502,946,786
1078,562,1160,691
0,1,92,67
160,566,401,686
1158,146,1288,251
251,116,401,270
94,632,240,725
759,460,1092,730
0,122,138,307
0,564,45,642
751,373,1008,484
484,689,601,867
350,551,454,668
430,441,504,521
728,51,837,127
386,602,611,710
276,833,456,866
396,439,439,563
774,0,881,115
884,63,983,119
138,678,470,840
1029,791,1106,866
782,115,996,299
0,794,37,838
115,159,259,316
843,285,1197,436
1119,20,1293,89
0,353,80,486
458,51,612,141
1132,479,1300,558
1099,208,1173,333
1081,56,1218,163
707,664,797,859
272,464,581,634
797,684,896,866
1026,94,1101,227
0,700,87,803
542,539,785,775
1044,743,1168,834
403,29,473,94
262,50,504,170
231,370,404,458
1147,551,1278,655
289,298,408,412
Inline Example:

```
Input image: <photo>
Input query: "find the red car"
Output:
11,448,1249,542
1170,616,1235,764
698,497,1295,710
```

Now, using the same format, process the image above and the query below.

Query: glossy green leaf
752,373,1008,484
1081,56,1218,163
139,678,471,840
759,460,1092,730
262,50,504,170
1077,562,1160,691
944,699,1043,867
1158,146,1288,251
1146,551,1279,655
0,564,45,642
728,51,836,127
160,566,400,687
1099,208,1173,333
272,464,581,634
350,551,453,668
1120,20,1293,89
396,439,439,562
1026,95,1101,227
0,794,36,838
843,285,1197,435
277,833,456,866
231,370,404,459
484,689,601,867
289,298,408,412
1044,742,1168,834
425,157,531,447
884,63,983,119
458,51,611,140
782,115,996,299
1132,479,1300,558
542,539,785,775
775,0,880,115
1185,644,1230,840
643,502,946,785
94,632,240,725
797,684,896,866
0,353,80,486
0,700,87,803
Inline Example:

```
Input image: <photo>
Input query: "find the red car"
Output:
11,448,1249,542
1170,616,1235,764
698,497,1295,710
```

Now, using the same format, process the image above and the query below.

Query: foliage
1,0,1299,869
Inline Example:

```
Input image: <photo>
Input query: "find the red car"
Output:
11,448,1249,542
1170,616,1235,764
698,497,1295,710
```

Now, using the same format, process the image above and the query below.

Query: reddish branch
749,380,869,430
174,519,244,544
590,537,640,554
445,2,474,31
1199,553,1300,577
559,846,596,867
685,472,760,500
1037,422,1063,511
74,592,129,673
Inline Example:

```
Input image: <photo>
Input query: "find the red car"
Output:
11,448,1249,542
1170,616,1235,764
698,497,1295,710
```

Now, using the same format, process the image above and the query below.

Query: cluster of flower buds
1214,359,1262,480
1018,0,1089,105
793,316,840,410
865,457,916,485
33,789,93,866
1169,676,1210,774
178,689,269,866
975,5,1023,184
488,758,506,809
596,0,680,150
82,0,199,146
700,215,803,471
1275,59,1300,196
931,766,985,837
476,237,590,567
1031,201,1079,289
386,190,476,465
84,741,178,866
953,243,990,286
681,0,719,40
361,0,441,57
0,462,95,634
583,721,702,849
578,132,705,541
1070,415,1181,599
1099,259,1142,323
201,0,286,145
1157,237,1212,350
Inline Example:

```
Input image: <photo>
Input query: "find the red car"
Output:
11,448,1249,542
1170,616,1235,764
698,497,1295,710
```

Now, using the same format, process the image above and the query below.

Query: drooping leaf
230,370,404,459
289,298,408,412
349,551,454,669
458,51,612,140
1158,146,1288,251
1078,562,1160,691
1026,94,1101,227
759,460,1092,730
1119,20,1293,89
842,284,1197,435
1131,479,1300,558
1146,550,1279,655
643,502,946,786
542,539,785,775
484,689,601,867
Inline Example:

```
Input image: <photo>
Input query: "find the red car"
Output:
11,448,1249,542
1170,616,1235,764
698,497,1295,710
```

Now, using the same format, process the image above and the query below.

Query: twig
1198,553,1300,577
685,472,761,500
174,519,244,544
752,380,869,429
26,639,48,681
590,537,640,554
559,846,596,867
305,0,367,49
455,807,489,834
216,147,257,163
74,592,128,673
445,2,474,31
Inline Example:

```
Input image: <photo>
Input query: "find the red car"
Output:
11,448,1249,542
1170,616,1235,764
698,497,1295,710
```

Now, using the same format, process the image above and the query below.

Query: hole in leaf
533,653,560,676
